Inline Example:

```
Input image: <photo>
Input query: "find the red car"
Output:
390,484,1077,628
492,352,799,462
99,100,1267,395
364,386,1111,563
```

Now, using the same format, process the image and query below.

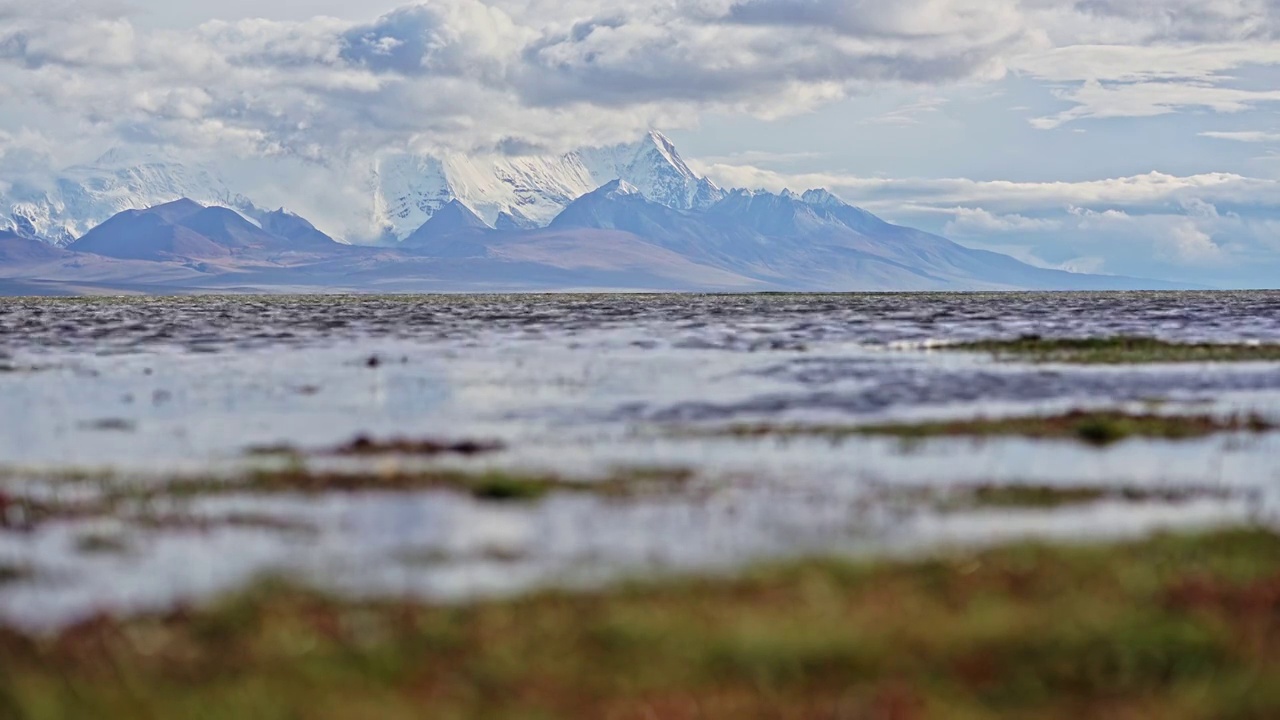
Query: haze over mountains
0,133,1185,294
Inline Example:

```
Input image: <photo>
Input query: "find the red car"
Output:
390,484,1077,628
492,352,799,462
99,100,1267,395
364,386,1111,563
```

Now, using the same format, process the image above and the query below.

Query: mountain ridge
0,132,1196,292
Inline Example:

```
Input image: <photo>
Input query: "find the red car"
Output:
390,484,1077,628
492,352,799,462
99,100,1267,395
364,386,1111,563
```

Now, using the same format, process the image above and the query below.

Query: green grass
0,465,697,531
948,336,1280,364
712,410,1274,447
2,528,1280,719
928,483,1234,510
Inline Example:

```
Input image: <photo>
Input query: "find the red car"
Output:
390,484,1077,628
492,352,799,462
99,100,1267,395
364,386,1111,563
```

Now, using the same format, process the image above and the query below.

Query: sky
1,0,1279,287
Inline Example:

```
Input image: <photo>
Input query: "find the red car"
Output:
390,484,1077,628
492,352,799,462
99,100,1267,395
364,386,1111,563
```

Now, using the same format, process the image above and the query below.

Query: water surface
2,292,1278,628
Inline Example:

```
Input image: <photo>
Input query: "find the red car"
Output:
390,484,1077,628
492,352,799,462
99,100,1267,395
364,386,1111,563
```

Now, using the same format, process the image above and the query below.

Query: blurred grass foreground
2,528,1279,719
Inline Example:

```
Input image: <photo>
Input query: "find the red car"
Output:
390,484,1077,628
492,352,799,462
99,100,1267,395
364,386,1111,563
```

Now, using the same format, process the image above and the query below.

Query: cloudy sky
1,0,1279,286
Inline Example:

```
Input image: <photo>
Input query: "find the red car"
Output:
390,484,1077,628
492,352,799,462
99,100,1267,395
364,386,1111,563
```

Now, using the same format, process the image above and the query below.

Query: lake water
2,292,1279,629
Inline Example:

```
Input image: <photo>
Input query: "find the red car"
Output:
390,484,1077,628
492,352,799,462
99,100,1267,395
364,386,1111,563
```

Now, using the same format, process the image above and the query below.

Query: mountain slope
178,206,288,250
252,209,340,248
551,183,1177,291
69,210,232,262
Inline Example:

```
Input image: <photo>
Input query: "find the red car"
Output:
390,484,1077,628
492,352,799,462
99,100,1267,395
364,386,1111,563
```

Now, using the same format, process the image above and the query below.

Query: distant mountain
0,133,1191,292
0,153,233,245
5,131,723,246
372,131,723,239
68,199,338,262
401,200,493,257
549,181,735,265
548,182,1178,291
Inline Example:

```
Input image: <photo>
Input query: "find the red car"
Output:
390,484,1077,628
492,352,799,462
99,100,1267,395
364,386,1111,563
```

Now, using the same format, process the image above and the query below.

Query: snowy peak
8,133,866,250
800,188,846,208
2,155,232,245
575,131,724,214
372,131,724,241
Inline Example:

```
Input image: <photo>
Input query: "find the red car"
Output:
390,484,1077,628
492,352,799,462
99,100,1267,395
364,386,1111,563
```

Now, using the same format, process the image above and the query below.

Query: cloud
0,128,57,181
863,96,949,125
1200,129,1280,142
0,0,1040,161
1007,0,1280,54
1029,79,1280,129
0,0,1277,162
1007,1,1280,128
1038,0,1280,44
941,207,1063,235
693,161,1280,213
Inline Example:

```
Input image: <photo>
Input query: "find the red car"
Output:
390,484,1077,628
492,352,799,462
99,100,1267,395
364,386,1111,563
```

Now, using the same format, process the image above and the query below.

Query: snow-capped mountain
370,131,723,240
0,150,234,245
3,131,722,246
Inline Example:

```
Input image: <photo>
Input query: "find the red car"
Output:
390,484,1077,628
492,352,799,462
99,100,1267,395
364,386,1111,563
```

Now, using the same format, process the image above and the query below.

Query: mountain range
0,133,1186,294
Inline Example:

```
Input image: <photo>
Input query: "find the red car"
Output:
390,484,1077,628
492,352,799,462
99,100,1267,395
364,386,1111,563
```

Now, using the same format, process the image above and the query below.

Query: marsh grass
0,465,697,531
712,410,1274,447
2,529,1279,719
916,483,1237,511
948,335,1280,364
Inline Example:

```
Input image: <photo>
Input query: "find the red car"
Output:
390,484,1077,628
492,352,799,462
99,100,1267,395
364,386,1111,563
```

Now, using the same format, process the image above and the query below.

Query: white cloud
1200,130,1280,142
693,161,1280,213
863,96,950,126
0,0,1038,161
941,207,1063,235
1030,79,1280,129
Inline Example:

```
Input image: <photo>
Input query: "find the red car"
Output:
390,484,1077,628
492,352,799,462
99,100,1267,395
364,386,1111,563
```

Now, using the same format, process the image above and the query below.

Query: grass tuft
709,410,1274,447
1,529,1279,718
948,335,1280,364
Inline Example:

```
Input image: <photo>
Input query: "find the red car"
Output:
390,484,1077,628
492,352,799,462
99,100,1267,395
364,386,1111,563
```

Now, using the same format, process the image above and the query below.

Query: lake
1,291,1278,629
